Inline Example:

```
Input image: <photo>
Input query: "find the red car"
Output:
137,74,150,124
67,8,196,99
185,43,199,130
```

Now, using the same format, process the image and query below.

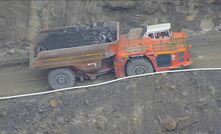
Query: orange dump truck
30,21,192,89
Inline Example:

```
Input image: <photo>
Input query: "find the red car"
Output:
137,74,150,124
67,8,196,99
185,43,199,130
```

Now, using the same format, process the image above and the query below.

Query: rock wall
0,0,221,49
0,70,221,134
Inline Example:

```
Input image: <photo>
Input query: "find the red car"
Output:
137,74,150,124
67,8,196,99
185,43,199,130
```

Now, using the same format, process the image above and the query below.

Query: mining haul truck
30,21,192,89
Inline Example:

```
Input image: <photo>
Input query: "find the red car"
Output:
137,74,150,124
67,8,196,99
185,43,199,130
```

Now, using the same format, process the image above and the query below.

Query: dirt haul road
0,31,220,97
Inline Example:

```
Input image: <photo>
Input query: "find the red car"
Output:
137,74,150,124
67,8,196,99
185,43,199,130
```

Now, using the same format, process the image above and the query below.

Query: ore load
37,22,117,51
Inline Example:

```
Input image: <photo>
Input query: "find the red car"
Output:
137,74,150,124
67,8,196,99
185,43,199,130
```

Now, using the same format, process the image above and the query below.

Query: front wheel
48,68,76,90
126,58,154,76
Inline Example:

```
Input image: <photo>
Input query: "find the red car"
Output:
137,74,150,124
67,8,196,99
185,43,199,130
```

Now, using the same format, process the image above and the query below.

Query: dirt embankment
0,70,221,134
0,0,221,58
0,0,221,67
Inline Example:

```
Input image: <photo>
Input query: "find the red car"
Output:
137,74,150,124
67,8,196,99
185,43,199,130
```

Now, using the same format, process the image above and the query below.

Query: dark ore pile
37,22,118,51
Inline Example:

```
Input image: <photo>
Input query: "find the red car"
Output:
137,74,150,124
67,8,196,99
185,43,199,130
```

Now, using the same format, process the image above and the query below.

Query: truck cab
113,23,192,78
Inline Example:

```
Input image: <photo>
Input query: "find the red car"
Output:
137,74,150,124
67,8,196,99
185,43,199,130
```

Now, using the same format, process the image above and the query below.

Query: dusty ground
0,31,220,97
190,31,221,68
0,70,221,134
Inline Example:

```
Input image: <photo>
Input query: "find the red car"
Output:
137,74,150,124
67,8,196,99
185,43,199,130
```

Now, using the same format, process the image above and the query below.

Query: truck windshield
155,31,170,39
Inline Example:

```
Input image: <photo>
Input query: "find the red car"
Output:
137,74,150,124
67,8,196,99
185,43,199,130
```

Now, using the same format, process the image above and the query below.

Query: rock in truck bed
37,22,118,51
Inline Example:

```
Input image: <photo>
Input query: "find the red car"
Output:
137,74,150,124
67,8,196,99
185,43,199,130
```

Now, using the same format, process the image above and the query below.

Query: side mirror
169,31,172,37
143,32,148,37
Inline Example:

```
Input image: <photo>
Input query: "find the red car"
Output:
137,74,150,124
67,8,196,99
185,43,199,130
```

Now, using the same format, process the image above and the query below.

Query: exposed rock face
0,0,220,49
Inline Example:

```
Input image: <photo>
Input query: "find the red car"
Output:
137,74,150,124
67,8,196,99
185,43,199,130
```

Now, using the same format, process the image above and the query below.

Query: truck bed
30,21,119,72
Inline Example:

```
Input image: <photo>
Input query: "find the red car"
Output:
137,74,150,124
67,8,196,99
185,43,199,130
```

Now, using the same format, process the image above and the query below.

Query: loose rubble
1,71,221,134
49,99,59,108
162,115,177,131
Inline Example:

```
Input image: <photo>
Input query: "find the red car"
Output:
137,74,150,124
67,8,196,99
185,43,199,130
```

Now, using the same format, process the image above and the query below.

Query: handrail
125,37,188,52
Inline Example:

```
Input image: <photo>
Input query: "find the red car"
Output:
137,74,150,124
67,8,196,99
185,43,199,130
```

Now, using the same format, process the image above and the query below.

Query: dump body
30,21,120,73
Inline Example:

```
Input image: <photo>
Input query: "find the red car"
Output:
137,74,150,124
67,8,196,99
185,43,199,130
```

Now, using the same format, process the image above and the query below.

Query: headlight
171,55,176,60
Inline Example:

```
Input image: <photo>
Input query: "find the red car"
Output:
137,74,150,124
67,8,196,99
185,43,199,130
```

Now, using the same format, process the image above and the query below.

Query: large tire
126,58,154,76
48,68,76,90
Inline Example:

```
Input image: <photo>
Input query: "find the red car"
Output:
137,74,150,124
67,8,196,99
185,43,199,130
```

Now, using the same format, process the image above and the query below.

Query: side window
155,33,161,39
148,33,154,38
163,31,170,38
155,31,170,39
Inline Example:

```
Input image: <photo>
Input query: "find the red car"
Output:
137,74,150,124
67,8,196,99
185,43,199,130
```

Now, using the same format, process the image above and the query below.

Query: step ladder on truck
30,21,192,90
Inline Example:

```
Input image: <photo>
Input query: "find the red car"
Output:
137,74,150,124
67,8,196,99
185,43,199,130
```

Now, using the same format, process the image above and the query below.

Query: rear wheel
48,68,76,90
126,58,154,76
